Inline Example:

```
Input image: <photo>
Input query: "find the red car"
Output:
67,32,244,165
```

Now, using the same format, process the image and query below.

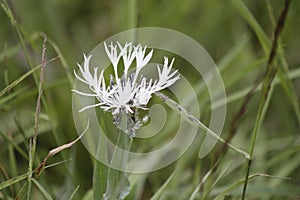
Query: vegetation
0,0,299,199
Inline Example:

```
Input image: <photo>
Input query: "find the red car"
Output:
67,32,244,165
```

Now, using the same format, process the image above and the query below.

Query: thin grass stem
241,1,292,198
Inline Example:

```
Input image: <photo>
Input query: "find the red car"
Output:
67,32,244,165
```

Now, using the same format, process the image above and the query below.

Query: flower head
73,42,180,136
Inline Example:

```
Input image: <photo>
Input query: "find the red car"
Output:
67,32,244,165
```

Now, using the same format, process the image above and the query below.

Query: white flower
73,42,180,116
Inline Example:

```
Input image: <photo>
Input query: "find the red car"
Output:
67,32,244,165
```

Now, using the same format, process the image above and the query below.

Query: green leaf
93,159,108,200
68,185,80,200
277,54,300,125
104,168,130,200
83,189,93,200
0,173,27,190
150,171,175,200
0,130,28,160
0,57,58,98
32,178,54,200
231,0,300,125
230,0,270,53
215,174,290,200
104,112,132,200
0,32,39,62
93,131,109,200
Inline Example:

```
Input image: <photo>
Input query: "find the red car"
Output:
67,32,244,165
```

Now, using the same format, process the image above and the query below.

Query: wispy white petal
79,102,105,112
74,70,89,85
154,57,179,91
135,45,153,70
104,42,121,82
74,42,179,116
72,89,99,97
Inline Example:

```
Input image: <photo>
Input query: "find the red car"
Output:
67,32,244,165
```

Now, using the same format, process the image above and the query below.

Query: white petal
79,102,104,112
72,89,98,97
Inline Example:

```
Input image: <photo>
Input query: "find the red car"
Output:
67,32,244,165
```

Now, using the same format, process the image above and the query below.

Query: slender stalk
128,0,137,29
27,35,47,200
104,111,132,199
241,1,291,199
127,0,138,44
3,43,20,192
93,139,108,199
1,3,71,157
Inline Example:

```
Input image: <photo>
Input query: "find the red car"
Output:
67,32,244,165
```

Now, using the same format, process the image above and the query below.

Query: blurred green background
0,0,299,199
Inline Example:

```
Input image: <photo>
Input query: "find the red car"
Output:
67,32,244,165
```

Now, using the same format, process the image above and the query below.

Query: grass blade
0,173,27,190
231,0,300,125
241,1,292,198
0,56,58,98
93,129,109,199
26,35,47,200
0,130,28,159
32,178,54,200
0,32,39,62
46,35,74,85
104,113,132,200
68,185,80,200
150,171,175,200
215,174,290,200
230,0,270,53
103,138,131,200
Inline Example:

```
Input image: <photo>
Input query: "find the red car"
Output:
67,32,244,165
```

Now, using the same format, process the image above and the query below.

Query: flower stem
104,111,132,200
155,92,250,159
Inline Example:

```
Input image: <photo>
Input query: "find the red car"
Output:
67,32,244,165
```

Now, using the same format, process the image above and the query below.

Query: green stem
127,0,138,44
104,111,132,199
241,0,291,198
27,35,47,200
156,92,250,159
128,0,137,29
93,131,108,200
